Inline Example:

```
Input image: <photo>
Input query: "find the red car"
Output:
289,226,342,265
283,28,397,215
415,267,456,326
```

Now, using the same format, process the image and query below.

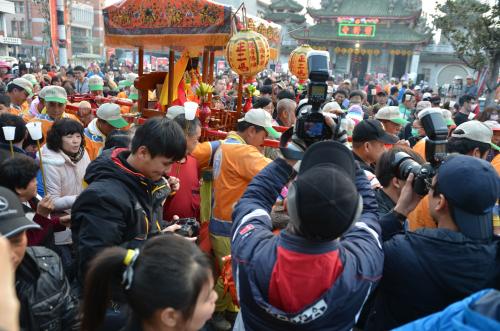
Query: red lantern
226,30,270,78
288,44,313,82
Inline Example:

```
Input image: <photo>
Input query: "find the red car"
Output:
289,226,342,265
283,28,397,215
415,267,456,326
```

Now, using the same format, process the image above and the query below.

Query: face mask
411,128,420,137
490,114,499,121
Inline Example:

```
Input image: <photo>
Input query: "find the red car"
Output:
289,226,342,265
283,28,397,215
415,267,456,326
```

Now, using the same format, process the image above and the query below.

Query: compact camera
174,218,200,238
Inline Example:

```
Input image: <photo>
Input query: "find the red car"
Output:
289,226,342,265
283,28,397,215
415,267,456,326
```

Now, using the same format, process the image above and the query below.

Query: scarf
65,146,85,163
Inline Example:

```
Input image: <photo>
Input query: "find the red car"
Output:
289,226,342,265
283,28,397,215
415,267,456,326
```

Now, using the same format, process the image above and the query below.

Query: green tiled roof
308,0,421,18
264,12,306,24
269,0,303,12
290,23,429,44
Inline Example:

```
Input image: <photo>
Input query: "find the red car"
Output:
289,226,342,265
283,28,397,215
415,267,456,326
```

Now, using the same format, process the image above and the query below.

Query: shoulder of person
26,246,65,280
40,146,65,166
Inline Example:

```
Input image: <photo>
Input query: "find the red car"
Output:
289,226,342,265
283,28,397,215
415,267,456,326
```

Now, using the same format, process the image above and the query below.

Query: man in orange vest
29,86,80,140
84,103,129,160
7,78,32,117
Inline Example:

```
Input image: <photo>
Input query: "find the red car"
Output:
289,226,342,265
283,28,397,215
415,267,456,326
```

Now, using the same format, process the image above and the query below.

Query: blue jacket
365,223,500,330
395,289,500,331
231,159,384,330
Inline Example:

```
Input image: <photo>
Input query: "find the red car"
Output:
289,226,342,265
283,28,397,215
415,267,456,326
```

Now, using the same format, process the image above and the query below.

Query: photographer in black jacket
375,147,425,219
0,187,79,331
366,155,500,330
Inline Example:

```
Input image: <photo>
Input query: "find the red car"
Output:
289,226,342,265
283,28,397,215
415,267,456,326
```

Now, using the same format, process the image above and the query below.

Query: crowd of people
0,60,499,331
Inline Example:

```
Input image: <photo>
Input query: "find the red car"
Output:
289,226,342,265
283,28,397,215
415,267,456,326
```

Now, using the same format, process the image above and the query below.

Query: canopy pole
168,49,175,106
138,47,145,113
138,47,144,76
208,50,215,103
236,75,243,120
202,49,209,83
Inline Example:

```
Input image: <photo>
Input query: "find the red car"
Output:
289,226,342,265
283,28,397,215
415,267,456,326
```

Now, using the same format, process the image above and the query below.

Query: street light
355,42,360,48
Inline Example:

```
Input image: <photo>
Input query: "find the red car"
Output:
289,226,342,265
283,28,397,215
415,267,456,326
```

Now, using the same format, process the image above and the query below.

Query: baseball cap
375,106,407,125
118,80,130,89
165,105,185,119
376,91,387,97
89,75,104,91
414,85,421,91
238,108,280,139
484,120,500,132
352,119,399,144
416,101,432,113
437,155,500,240
43,86,67,104
441,109,456,127
22,74,38,87
0,187,40,238
322,101,342,113
9,78,33,98
452,120,500,151
422,92,432,100
287,141,361,241
126,73,138,85
129,86,139,100
96,103,128,129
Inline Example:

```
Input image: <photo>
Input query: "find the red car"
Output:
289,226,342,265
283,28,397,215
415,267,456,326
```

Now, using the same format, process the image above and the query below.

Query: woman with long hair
81,235,217,331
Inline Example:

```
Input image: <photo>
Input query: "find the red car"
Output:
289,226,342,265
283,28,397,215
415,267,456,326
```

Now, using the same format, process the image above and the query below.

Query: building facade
263,0,305,65
290,0,430,83
2,0,104,65
418,41,473,90
0,0,17,57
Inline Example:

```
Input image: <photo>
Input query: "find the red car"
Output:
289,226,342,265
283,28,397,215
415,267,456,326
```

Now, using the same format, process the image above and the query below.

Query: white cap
452,120,499,151
416,101,432,112
422,92,432,100
96,103,128,129
375,106,407,125
323,101,342,113
238,108,280,139
165,106,185,120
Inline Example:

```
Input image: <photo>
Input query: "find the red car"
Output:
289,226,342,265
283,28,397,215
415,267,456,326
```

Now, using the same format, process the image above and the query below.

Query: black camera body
295,51,332,146
174,218,200,238
421,110,449,167
392,152,436,196
392,108,449,195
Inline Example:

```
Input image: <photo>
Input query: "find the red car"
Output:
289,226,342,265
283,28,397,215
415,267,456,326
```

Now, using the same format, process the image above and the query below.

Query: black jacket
365,226,500,330
0,143,27,164
71,148,171,285
374,188,395,218
16,246,79,331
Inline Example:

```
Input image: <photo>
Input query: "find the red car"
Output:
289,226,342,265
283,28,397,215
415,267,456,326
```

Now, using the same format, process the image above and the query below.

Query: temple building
263,0,306,65
290,0,431,82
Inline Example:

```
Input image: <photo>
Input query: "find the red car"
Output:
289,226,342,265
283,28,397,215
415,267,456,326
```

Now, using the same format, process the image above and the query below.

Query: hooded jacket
16,246,79,331
71,148,171,285
365,226,500,330
231,159,384,331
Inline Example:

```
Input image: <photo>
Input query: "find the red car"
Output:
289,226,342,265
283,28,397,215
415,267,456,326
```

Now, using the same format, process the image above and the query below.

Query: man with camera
231,140,384,331
374,147,425,221
365,156,500,330
352,119,398,188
